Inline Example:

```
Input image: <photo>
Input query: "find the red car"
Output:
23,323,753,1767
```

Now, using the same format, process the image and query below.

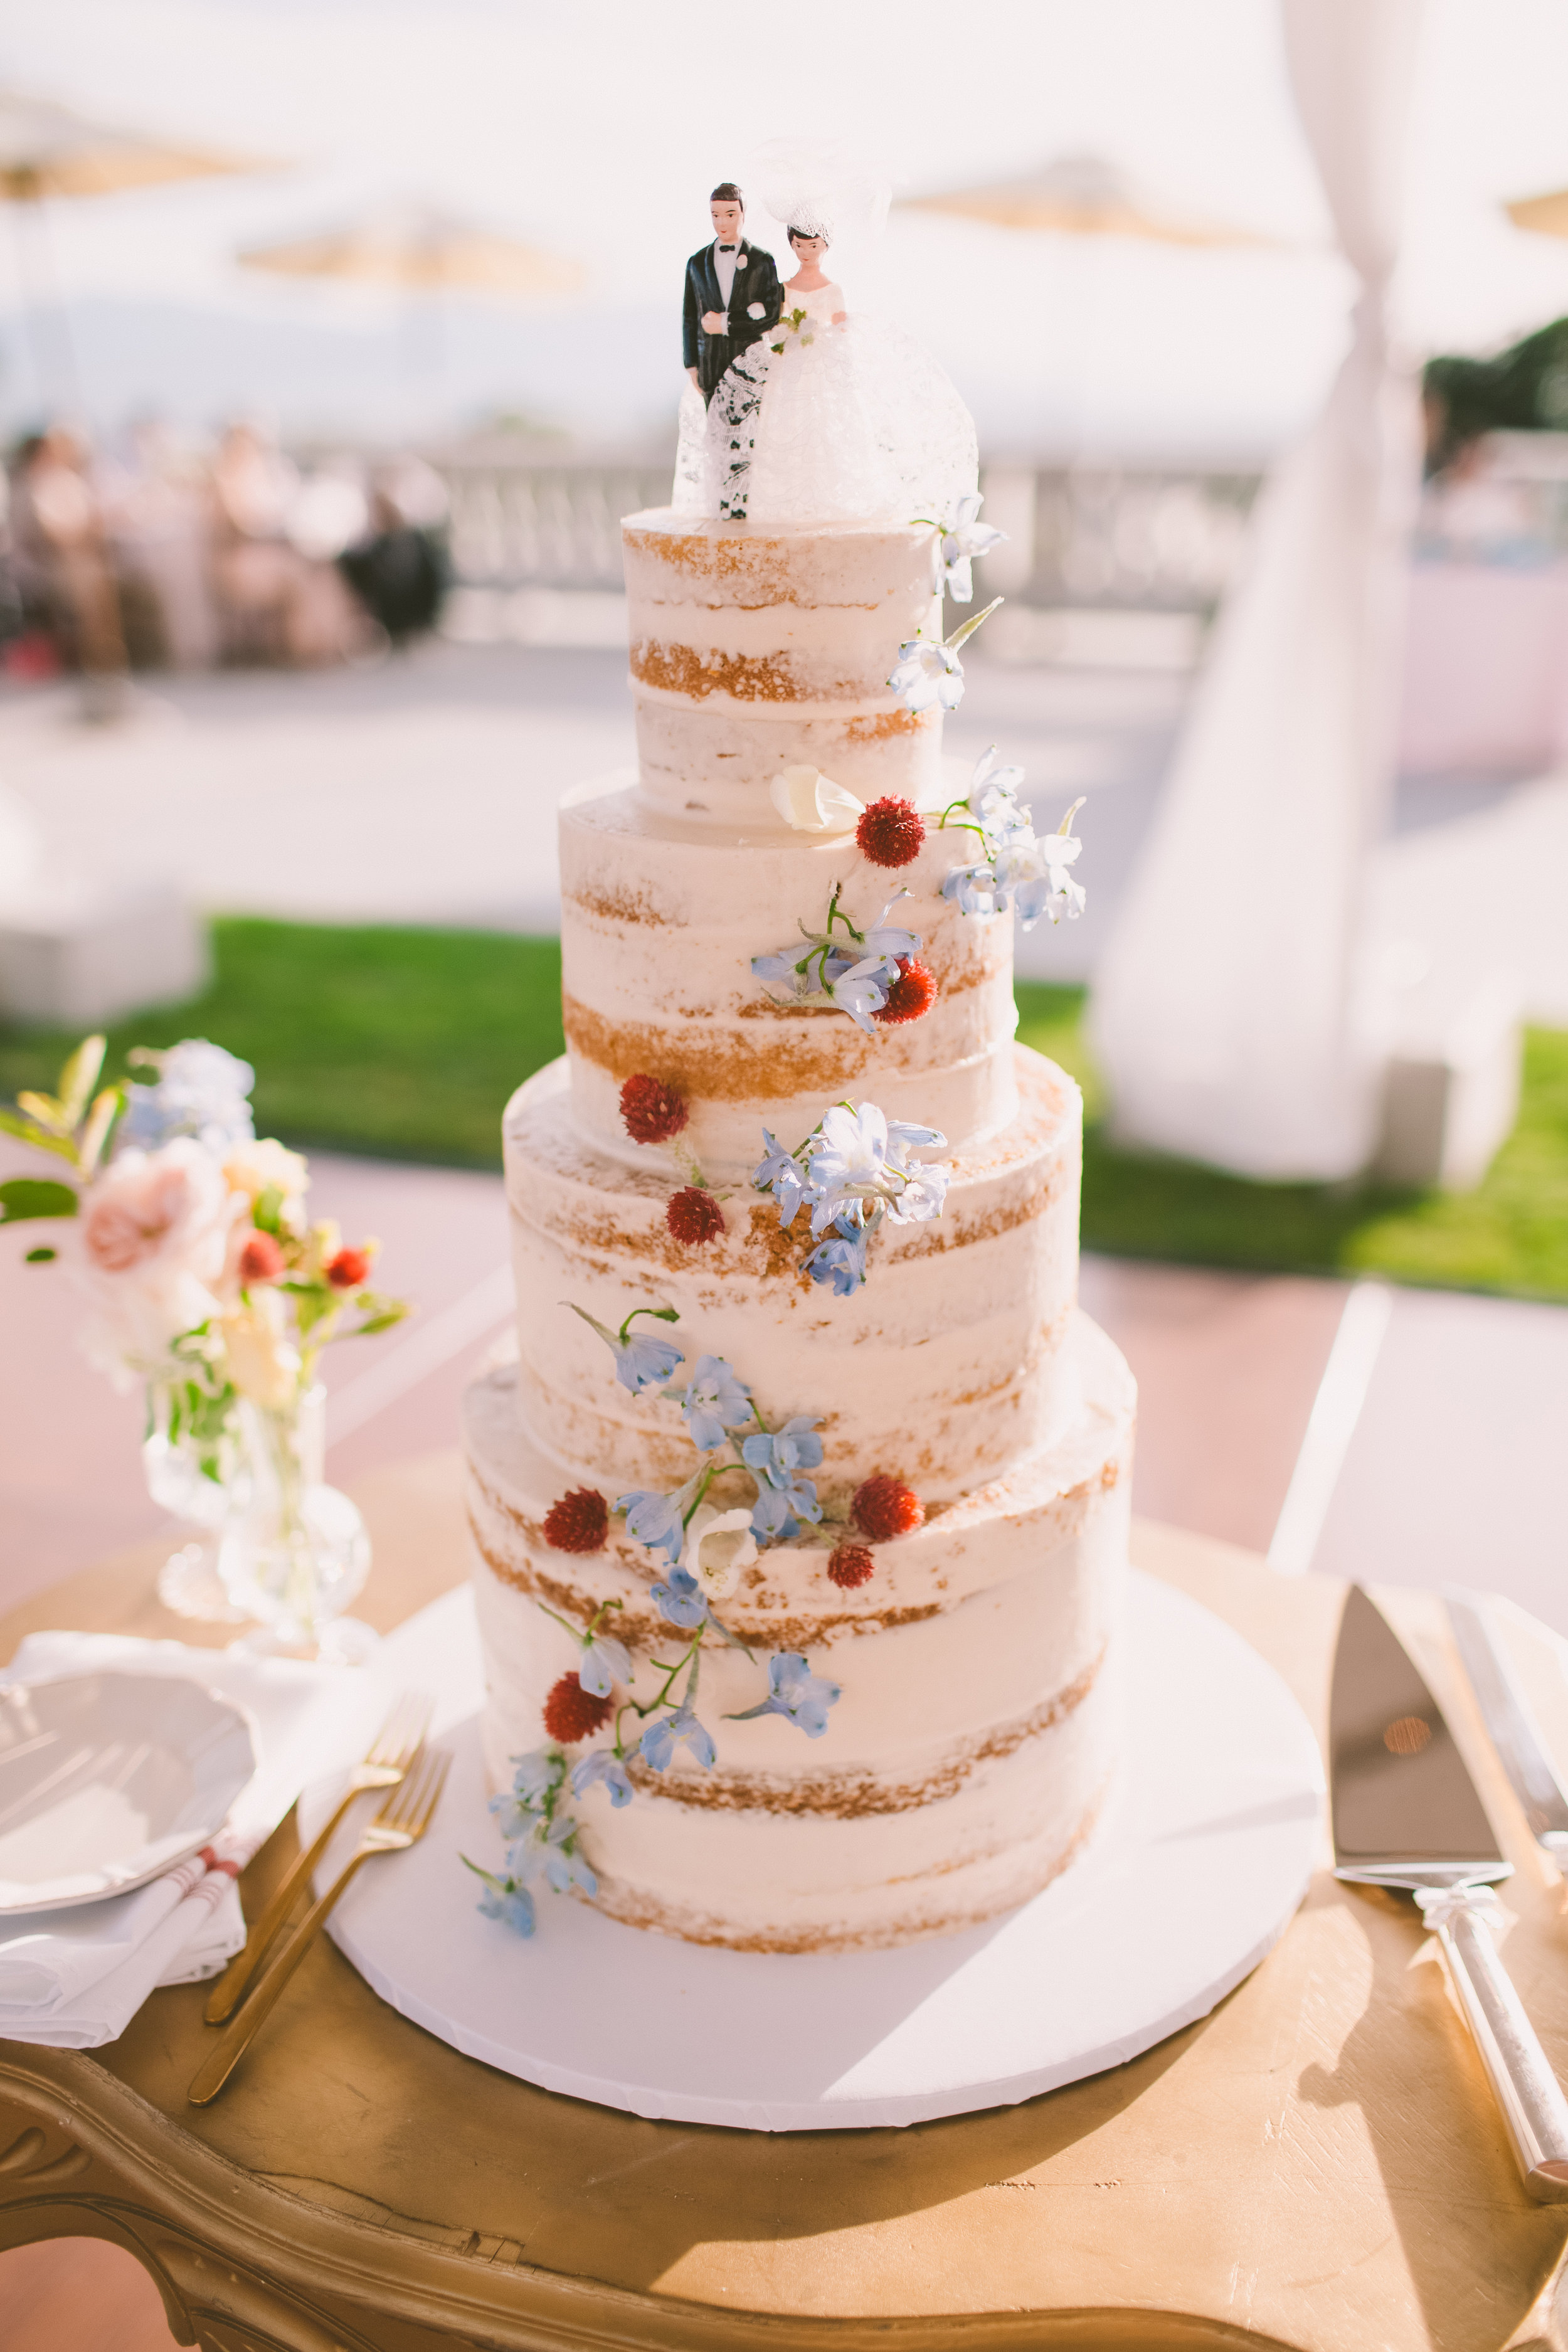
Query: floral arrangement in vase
0,1035,408,1655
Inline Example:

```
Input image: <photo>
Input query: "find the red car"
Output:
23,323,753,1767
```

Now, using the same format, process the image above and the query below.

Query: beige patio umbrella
898,151,1269,247
0,89,275,404
0,89,269,201
1505,186,1568,241
237,203,583,299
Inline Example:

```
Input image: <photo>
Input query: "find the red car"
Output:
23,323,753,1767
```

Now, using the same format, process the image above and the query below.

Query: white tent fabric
1089,0,1426,1180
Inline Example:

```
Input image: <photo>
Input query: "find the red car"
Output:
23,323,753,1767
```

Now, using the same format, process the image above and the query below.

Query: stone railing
435,450,1263,612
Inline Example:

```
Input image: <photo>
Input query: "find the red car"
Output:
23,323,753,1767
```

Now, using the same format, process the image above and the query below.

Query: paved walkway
3,640,1565,1007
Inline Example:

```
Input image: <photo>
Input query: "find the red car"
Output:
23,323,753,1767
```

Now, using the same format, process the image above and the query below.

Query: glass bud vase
217,1383,375,1662
146,1377,248,1624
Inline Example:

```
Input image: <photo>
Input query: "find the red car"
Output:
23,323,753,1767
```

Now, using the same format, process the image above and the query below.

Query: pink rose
70,1142,240,1382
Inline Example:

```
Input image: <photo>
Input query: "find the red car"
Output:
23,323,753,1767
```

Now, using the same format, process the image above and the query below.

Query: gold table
4,1456,1568,2352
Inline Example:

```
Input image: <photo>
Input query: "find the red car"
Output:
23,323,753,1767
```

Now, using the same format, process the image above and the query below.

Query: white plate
308,1573,1325,2132
0,1673,257,1914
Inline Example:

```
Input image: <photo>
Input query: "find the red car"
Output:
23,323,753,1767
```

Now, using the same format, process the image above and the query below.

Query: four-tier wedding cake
460,503,1136,1953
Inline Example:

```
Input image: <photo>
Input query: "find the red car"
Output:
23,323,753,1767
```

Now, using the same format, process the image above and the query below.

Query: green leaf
347,1310,408,1337
253,1184,284,1235
24,1246,57,1263
56,1035,107,1126
0,1108,75,1160
0,1178,80,1226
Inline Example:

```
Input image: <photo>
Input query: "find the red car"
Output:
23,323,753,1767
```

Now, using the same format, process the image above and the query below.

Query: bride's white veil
745,137,892,292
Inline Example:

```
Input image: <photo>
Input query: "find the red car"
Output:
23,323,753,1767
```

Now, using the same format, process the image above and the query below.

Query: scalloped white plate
307,1573,1325,2132
0,1673,256,1913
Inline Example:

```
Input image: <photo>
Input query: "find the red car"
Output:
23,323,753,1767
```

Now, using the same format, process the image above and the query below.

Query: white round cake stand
307,1571,1324,2133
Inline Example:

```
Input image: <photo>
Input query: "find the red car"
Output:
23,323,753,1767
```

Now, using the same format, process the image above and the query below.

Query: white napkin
0,1632,388,2048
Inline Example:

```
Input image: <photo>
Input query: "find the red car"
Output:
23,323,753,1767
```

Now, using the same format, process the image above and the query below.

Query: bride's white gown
673,278,977,528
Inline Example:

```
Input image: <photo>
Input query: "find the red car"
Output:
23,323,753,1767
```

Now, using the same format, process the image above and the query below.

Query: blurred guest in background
339,458,449,647
8,426,129,716
209,421,372,665
102,416,221,670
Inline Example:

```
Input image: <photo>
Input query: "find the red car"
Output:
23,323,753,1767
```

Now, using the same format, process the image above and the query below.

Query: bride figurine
673,146,978,531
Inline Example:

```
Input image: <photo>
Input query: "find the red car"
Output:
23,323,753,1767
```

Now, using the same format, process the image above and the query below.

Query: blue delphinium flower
463,1856,537,1936
119,1039,257,1152
728,1652,842,1739
506,1749,563,1811
941,864,1000,920
888,634,965,715
749,1483,801,1541
578,1631,632,1700
680,1353,753,1451
650,1565,709,1630
640,1706,717,1771
524,1815,598,1897
754,1130,810,1226
743,1417,824,1529
567,1303,685,1397
618,1485,689,1565
804,1221,870,1295
570,1749,635,1808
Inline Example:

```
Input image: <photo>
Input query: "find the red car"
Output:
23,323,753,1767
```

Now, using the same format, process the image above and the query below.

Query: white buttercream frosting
458,506,1136,1954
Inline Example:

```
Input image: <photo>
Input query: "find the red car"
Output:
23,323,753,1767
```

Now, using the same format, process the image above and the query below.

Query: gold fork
188,1746,450,2106
204,1689,433,2025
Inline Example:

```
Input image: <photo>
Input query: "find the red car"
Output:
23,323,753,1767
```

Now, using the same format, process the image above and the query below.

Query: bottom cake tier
462,1311,1135,1954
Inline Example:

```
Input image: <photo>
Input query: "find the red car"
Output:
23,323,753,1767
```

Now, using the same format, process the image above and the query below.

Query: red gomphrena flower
666,1186,725,1246
857,796,926,869
619,1073,689,1146
827,1544,876,1589
543,1488,610,1554
327,1244,372,1290
238,1231,285,1285
542,1672,613,1744
871,956,938,1027
852,1475,926,1542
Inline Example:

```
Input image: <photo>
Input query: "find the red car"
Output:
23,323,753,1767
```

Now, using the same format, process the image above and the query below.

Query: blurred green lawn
3,917,1565,1301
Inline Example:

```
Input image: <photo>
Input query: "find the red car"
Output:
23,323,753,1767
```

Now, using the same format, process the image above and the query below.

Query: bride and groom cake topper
673,149,978,529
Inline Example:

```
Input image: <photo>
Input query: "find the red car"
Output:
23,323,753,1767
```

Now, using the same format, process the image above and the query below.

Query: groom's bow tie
717,242,737,251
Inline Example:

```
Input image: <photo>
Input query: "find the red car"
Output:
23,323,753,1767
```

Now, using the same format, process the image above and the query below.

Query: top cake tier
625,509,946,825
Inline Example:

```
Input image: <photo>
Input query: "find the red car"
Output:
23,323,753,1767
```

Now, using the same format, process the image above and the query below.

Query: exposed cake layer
624,509,945,823
502,1045,1082,1501
464,1312,1133,1951
560,783,1018,1175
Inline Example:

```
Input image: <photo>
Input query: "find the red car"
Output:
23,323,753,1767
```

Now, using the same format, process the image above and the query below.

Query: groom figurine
683,181,782,405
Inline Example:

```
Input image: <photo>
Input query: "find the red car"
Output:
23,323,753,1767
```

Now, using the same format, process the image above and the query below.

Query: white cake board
305,1572,1324,2133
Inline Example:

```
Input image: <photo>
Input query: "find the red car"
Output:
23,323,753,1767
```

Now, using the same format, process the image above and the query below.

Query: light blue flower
618,1486,687,1565
886,1118,947,1155
650,1565,709,1629
805,1223,870,1295
118,1039,256,1152
728,1651,842,1739
567,1302,685,1397
888,634,965,716
570,1749,635,1808
579,1633,632,1699
464,1858,537,1936
753,1129,809,1226
935,492,1005,605
539,1818,599,1897
741,1417,824,1488
680,1353,753,1451
752,951,800,992
507,1749,564,1808
749,1483,801,1542
828,952,901,1034
967,746,1030,844
941,864,1000,919
640,1706,717,1771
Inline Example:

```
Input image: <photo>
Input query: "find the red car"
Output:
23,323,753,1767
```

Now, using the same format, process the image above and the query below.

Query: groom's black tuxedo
683,238,783,403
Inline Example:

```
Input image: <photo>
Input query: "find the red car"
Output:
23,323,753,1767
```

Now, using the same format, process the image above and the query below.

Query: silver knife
1447,1589,1568,1862
1332,1585,1568,2201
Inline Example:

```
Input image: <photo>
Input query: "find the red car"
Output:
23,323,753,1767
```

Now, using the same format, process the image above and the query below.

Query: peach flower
70,1141,238,1383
